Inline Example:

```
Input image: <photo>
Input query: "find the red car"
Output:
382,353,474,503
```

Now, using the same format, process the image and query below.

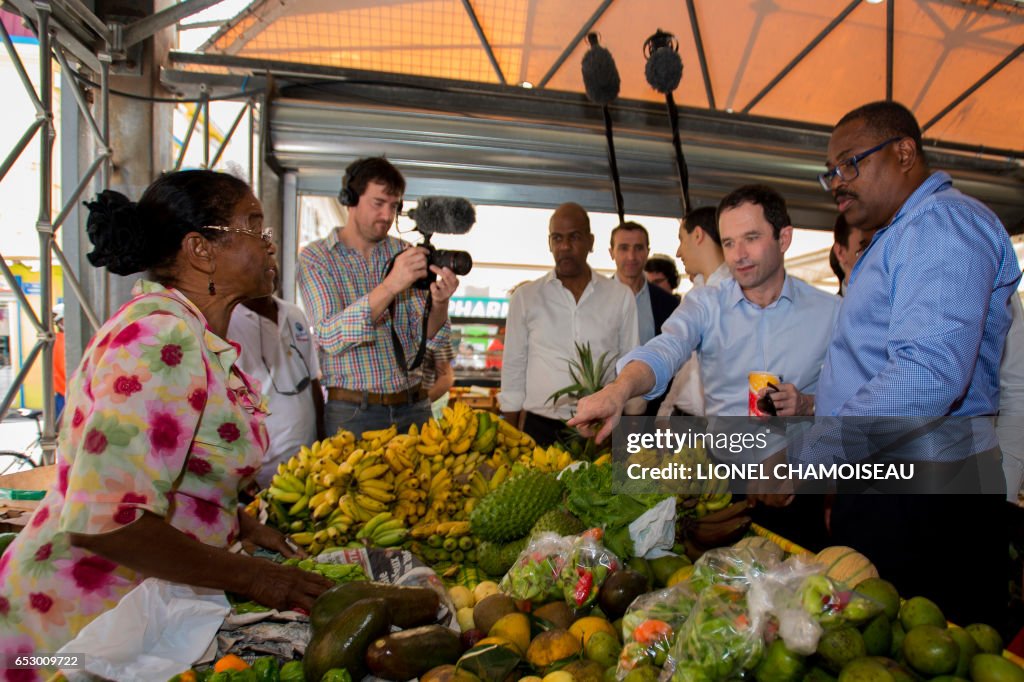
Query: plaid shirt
298,229,450,393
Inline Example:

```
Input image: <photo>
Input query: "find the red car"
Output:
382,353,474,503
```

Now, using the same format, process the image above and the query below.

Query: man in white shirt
499,202,639,445
229,294,325,488
658,206,731,417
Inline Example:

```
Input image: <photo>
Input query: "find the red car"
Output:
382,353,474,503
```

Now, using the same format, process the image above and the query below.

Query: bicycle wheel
0,450,35,476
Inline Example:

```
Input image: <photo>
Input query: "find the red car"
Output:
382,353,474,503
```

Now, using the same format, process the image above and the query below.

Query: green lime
861,614,892,657
837,658,895,682
971,654,1024,682
889,621,905,660
898,596,946,630
818,627,868,673
967,623,1005,655
902,624,959,676
755,639,808,682
853,578,900,621
622,663,661,682
947,626,978,678
804,665,839,682
584,630,621,669
865,656,916,682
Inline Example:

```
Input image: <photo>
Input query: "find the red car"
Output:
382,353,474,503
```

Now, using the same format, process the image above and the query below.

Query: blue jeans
325,398,432,440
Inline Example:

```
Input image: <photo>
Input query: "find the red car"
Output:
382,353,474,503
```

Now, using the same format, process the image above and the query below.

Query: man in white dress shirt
229,294,325,488
499,202,639,446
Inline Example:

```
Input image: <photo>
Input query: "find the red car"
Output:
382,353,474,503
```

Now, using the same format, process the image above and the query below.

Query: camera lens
432,249,473,276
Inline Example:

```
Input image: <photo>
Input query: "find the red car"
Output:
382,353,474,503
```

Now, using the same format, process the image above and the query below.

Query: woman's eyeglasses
202,225,275,244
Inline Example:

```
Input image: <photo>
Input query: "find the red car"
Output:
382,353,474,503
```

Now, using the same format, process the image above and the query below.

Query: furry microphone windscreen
407,196,476,235
645,46,683,94
582,36,621,105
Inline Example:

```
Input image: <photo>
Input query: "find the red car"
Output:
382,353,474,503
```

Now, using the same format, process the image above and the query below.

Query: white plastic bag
57,578,230,681
629,496,677,559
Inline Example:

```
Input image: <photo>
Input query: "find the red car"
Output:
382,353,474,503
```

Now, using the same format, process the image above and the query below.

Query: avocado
310,580,439,632
304,597,391,682
366,624,462,680
598,569,650,621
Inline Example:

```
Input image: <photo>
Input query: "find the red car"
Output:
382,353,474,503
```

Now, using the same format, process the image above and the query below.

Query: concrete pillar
89,0,174,316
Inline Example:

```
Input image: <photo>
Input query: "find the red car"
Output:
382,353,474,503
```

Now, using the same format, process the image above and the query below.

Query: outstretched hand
568,384,629,443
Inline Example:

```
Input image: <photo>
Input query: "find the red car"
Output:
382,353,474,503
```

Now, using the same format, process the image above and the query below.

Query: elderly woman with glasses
0,170,333,659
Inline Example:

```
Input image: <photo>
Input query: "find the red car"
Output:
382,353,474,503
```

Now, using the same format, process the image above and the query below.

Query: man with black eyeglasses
809,101,1021,627
230,292,325,489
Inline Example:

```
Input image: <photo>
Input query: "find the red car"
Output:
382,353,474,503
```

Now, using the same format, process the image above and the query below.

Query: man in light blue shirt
571,184,839,432
813,100,1019,627
572,185,839,549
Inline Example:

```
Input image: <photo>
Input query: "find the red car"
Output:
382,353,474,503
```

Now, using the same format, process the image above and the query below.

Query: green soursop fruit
470,469,564,542
530,509,585,538
477,537,528,577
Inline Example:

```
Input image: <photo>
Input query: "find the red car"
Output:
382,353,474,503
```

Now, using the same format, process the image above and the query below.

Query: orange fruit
213,654,249,673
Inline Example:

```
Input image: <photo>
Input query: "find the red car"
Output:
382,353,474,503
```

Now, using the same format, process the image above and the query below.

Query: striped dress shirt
298,229,450,393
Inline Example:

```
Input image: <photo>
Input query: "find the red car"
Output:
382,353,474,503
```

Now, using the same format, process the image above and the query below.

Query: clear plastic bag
616,581,700,680
499,532,571,605
747,555,830,656
669,584,764,682
558,531,621,609
691,546,781,592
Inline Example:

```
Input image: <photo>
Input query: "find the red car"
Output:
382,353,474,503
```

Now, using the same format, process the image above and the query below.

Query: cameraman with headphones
298,157,459,437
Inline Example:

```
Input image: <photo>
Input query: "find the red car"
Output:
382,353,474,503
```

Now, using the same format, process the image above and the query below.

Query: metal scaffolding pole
36,5,57,466
0,0,114,465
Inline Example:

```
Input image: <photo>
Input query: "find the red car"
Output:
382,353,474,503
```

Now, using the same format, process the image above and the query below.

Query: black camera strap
387,290,431,403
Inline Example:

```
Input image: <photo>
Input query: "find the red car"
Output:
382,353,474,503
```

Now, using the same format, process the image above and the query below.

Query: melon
733,535,785,561
815,545,879,587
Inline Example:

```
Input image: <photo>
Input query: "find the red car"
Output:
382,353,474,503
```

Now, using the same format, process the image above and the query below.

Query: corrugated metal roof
198,0,1024,152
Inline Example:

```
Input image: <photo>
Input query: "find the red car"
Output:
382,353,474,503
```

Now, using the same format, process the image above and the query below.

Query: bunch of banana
521,444,574,473
356,423,398,452
355,511,409,547
347,449,397,518
383,433,419,474
417,418,449,456
466,465,508,500
495,418,536,450
409,519,472,540
439,401,478,454
469,411,498,454
391,466,426,525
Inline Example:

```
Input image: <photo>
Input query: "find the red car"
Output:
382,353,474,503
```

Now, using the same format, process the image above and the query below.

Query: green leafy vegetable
561,463,669,558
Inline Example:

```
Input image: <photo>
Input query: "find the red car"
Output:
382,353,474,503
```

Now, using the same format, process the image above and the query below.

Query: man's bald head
548,202,594,279
550,202,591,233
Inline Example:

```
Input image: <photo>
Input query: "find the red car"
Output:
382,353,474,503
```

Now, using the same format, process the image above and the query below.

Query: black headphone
338,157,403,213
338,158,370,207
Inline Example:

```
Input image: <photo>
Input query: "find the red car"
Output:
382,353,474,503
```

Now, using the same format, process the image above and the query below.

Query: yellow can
748,371,781,416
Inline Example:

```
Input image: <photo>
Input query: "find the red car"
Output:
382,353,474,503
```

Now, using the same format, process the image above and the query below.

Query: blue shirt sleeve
617,289,708,400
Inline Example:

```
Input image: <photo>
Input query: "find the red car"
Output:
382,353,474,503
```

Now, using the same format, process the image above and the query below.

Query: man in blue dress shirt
816,101,1020,627
570,184,839,548
572,184,839,434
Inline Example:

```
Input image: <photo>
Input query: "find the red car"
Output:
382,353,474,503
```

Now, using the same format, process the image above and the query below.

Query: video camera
405,196,476,290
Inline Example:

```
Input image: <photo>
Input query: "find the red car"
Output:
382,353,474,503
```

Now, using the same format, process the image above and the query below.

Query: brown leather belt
327,384,426,406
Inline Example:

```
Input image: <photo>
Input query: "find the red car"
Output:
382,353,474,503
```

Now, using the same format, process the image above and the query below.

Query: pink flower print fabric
0,281,267,661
